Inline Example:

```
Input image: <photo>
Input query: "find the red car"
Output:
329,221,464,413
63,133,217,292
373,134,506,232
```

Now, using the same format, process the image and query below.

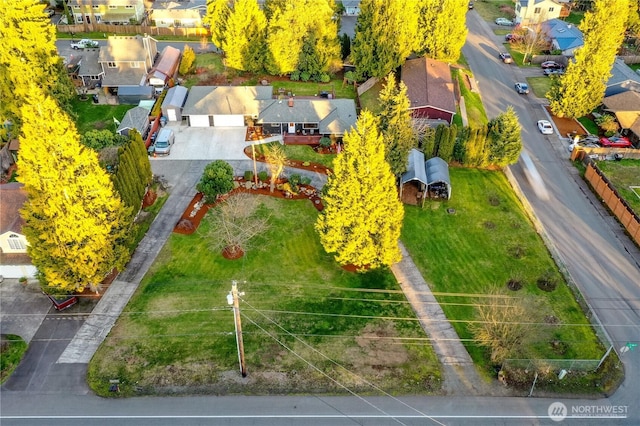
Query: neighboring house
602,91,640,146
67,0,145,25
161,85,189,122
74,48,104,88
257,97,357,137
544,18,583,56
401,57,456,124
342,0,361,15
182,86,272,127
150,0,207,28
514,0,570,25
0,183,35,278
182,86,358,137
148,46,181,90
99,35,158,92
605,58,640,97
116,106,150,137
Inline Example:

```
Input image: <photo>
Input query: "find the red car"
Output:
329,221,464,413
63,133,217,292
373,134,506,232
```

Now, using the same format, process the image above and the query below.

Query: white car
70,39,99,49
495,18,514,26
537,120,554,135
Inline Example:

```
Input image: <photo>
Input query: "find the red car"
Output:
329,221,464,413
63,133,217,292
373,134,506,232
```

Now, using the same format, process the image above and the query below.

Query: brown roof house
401,57,456,124
602,91,640,147
0,182,36,278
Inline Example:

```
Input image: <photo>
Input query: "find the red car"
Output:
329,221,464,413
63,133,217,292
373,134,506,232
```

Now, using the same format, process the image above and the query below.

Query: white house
514,0,570,25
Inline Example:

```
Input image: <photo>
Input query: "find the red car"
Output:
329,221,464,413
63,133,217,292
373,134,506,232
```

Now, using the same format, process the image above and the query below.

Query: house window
8,234,26,251
73,5,80,9
303,123,319,129
131,62,140,68
108,5,117,9
534,7,541,13
93,5,99,9
75,15,83,23
549,7,554,12
107,62,116,68
125,5,134,9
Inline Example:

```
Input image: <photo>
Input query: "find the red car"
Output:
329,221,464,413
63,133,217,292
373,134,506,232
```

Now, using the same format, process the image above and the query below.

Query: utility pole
227,281,247,377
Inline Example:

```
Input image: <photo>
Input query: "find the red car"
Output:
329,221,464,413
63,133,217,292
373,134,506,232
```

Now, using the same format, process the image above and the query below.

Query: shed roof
162,85,188,108
425,157,451,186
150,46,181,82
402,57,456,115
400,149,427,185
117,106,150,134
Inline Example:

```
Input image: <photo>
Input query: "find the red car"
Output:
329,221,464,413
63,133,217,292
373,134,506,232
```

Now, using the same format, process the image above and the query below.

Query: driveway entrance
151,126,250,161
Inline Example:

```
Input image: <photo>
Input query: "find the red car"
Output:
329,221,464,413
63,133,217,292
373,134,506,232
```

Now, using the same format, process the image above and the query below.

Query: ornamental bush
197,160,234,203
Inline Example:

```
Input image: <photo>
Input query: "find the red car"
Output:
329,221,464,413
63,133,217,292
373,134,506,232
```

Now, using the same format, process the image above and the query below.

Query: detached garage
182,86,272,127
161,85,188,122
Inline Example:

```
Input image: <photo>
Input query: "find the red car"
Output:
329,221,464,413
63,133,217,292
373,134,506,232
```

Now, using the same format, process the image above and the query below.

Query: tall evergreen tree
487,107,522,167
416,0,468,62
315,111,404,270
222,0,267,72
377,73,417,176
351,0,419,79
18,89,132,293
0,0,75,137
547,0,628,118
204,0,230,51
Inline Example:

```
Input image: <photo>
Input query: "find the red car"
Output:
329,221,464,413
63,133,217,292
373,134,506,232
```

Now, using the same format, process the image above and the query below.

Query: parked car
495,17,514,26
544,68,565,76
599,135,632,148
505,33,522,42
153,128,175,155
468,2,474,9
44,292,78,311
514,82,529,94
540,61,563,69
537,120,554,135
70,39,99,49
499,52,513,63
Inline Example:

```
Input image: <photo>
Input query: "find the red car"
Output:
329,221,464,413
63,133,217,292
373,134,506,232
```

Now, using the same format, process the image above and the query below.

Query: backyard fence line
57,24,210,38
502,348,613,373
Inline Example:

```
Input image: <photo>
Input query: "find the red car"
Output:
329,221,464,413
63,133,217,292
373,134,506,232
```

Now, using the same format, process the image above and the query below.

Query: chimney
288,97,294,107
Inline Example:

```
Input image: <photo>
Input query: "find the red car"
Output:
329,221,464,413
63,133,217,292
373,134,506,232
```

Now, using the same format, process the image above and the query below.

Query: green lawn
454,68,488,126
1,335,27,384
526,76,551,98
578,116,599,135
252,142,336,169
88,196,440,396
595,159,640,215
358,80,384,114
401,169,604,371
268,80,356,100
70,98,135,135
473,0,516,22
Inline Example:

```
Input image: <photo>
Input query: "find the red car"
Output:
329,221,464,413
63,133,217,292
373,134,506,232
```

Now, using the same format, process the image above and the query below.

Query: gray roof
400,149,427,185
76,48,102,77
102,66,147,87
258,98,357,135
425,157,450,186
182,86,273,116
117,106,150,134
607,58,640,89
162,85,188,108
99,35,156,64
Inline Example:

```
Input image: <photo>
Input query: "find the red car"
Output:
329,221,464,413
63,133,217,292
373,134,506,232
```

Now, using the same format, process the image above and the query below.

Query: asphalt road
6,15,638,425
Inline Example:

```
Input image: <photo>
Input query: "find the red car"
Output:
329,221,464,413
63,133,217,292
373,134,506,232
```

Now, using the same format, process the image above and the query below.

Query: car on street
514,82,529,94
468,1,474,9
499,52,513,63
505,33,522,42
544,68,565,76
541,61,563,69
495,17,513,26
537,120,554,135
70,39,99,49
599,135,632,148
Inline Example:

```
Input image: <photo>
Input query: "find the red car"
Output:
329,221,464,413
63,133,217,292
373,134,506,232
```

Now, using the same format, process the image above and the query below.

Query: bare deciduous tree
204,193,270,258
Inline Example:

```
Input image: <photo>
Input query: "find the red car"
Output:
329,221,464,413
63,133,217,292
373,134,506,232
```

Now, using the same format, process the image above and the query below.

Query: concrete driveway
0,279,51,344
151,125,262,161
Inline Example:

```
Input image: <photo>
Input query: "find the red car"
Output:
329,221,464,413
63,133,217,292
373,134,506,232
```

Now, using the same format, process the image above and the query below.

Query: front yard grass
526,76,551,98
595,159,640,215
401,169,606,379
473,0,516,22
88,196,441,396
0,334,27,384
454,68,488,126
70,98,135,135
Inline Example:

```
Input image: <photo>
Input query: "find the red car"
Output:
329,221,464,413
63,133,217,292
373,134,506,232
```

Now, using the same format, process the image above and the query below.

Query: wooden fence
582,158,640,247
57,24,209,38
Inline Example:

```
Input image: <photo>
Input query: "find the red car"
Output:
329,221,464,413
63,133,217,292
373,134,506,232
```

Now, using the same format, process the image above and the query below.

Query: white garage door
213,115,244,127
189,115,211,127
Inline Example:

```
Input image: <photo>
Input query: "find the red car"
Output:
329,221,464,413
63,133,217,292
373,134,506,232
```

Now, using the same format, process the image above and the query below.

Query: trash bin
92,94,99,104
160,116,167,127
